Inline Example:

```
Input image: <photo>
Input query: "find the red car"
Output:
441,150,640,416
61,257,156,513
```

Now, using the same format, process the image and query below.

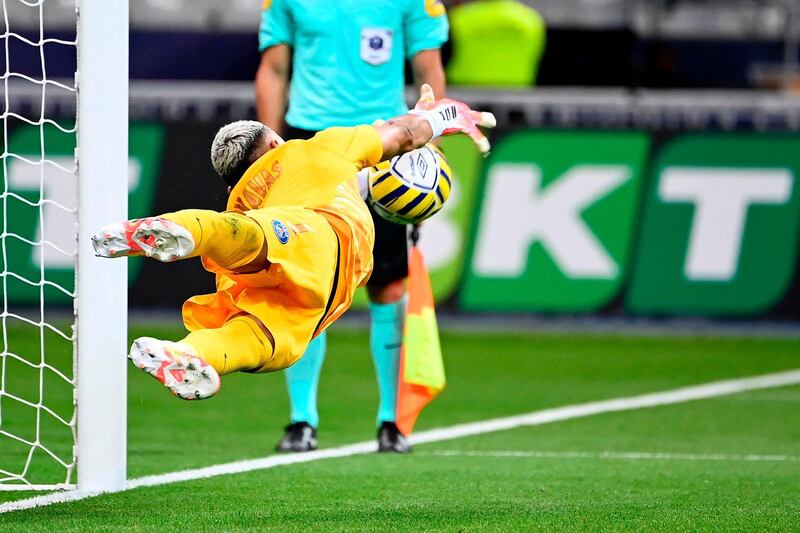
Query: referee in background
255,0,448,453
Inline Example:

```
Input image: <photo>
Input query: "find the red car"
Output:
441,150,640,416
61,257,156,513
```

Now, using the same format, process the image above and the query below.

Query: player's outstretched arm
374,84,496,160
375,114,435,160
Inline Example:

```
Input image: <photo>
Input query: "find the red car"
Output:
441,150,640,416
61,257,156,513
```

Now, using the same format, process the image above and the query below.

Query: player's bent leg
181,314,276,375
128,337,220,400
129,315,277,400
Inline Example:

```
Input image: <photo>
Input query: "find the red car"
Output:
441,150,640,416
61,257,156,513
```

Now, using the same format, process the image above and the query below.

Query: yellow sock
160,209,265,270
181,315,275,375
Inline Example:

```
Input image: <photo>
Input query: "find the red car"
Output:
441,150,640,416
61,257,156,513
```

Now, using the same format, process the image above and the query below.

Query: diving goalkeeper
91,86,493,400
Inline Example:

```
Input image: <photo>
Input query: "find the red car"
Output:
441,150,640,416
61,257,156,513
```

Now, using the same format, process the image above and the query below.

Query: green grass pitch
1,322,799,530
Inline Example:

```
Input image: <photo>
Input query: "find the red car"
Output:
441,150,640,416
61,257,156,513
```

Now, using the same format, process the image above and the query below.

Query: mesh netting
0,0,77,490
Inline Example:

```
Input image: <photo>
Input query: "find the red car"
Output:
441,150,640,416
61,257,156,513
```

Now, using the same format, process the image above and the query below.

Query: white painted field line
408,368,800,445
2,368,800,514
421,450,800,463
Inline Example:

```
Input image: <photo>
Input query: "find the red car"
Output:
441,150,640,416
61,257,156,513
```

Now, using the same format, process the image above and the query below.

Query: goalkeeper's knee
182,314,275,375
161,210,266,270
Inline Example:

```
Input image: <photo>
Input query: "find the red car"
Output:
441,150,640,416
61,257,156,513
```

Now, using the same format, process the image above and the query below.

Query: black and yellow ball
366,144,452,225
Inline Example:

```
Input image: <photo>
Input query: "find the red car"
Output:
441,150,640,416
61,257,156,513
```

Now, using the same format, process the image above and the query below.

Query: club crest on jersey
272,219,290,244
360,28,393,66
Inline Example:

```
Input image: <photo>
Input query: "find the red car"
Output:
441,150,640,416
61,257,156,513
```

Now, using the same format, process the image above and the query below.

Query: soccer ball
365,144,452,225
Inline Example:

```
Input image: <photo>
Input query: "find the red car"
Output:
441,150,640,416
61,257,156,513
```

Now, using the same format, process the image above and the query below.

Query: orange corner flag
396,246,446,436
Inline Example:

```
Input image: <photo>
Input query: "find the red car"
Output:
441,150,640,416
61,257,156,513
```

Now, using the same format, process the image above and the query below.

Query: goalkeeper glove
409,84,496,155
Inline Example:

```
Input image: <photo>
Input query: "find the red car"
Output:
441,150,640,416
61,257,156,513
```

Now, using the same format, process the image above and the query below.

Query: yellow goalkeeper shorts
181,205,341,372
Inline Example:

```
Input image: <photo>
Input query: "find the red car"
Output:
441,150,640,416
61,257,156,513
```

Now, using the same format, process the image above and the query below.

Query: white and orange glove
409,84,496,155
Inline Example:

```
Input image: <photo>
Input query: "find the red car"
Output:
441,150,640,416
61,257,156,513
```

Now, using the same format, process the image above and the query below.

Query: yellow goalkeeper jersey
182,125,381,369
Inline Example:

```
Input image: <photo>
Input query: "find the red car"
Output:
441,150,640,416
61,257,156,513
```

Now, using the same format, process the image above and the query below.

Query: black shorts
284,125,409,287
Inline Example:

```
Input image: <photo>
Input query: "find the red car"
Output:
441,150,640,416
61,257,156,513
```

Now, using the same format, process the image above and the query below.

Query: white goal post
75,0,128,492
0,0,128,492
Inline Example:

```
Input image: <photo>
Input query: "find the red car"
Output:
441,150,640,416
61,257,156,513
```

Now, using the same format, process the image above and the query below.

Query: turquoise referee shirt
259,0,449,131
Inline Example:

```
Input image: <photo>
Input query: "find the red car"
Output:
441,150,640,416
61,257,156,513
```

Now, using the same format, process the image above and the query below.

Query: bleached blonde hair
210,120,267,187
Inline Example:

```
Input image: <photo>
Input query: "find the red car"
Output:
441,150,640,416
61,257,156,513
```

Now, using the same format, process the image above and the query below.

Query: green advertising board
1,123,164,305
626,134,800,316
420,135,483,301
460,130,650,312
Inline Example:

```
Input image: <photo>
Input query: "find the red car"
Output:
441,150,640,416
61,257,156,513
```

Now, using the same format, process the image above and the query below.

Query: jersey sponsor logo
262,0,272,11
287,223,312,234
360,28,393,66
425,0,446,17
272,219,290,244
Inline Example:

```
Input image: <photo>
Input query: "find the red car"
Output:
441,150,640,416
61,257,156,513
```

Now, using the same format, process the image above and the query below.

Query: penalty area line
2,367,800,514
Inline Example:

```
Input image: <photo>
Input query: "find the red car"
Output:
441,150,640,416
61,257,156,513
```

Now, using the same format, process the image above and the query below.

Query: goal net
0,0,127,492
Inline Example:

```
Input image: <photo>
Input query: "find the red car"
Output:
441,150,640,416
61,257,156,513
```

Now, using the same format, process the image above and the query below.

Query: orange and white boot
129,337,220,400
91,217,195,262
